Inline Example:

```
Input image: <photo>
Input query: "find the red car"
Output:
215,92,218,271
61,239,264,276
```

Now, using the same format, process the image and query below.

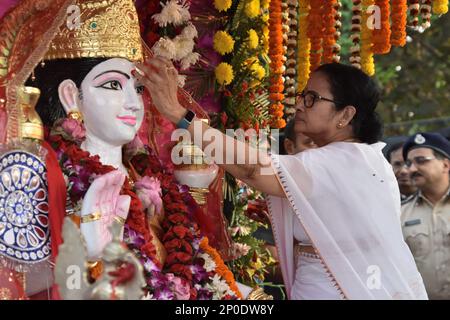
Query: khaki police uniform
401,189,450,299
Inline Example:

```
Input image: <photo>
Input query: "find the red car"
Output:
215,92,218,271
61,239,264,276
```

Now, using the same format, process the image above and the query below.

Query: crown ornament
44,0,143,62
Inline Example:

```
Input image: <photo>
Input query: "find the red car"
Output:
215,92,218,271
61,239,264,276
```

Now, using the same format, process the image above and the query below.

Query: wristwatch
177,110,196,129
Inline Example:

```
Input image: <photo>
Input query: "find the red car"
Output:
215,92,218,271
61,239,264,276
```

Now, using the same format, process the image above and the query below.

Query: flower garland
350,0,362,68
408,0,421,27
372,0,391,54
297,0,311,92
360,0,375,76
322,0,338,64
307,0,324,72
390,0,407,47
200,237,243,299
420,0,432,29
49,119,240,300
333,0,343,62
433,0,449,14
283,0,299,116
268,0,286,128
151,0,200,72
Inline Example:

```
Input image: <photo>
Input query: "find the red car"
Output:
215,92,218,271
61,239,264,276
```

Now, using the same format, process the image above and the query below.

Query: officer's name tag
404,219,421,227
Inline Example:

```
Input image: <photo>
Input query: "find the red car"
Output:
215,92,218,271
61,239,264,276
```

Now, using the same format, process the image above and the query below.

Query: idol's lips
117,115,137,125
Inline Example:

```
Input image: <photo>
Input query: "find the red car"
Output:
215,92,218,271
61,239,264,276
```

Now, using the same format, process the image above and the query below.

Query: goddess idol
0,0,247,300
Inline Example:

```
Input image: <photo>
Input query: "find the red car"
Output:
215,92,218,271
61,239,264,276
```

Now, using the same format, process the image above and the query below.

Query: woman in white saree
135,59,428,300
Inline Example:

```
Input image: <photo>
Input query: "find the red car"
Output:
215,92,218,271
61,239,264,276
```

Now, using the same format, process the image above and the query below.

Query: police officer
401,132,450,299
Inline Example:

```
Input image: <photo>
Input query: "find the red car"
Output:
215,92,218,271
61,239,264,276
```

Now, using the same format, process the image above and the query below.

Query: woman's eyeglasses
295,90,341,108
405,156,436,168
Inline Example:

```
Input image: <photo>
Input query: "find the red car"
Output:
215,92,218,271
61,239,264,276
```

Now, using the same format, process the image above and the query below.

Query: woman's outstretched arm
135,57,285,198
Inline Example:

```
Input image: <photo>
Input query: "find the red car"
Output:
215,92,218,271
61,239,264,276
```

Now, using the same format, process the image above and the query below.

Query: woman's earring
337,122,344,129
67,110,83,122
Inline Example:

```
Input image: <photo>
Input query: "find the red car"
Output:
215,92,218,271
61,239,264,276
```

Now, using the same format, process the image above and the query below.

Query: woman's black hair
25,58,107,127
316,63,383,144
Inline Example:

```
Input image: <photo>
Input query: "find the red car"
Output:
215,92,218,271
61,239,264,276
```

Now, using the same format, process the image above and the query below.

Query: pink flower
232,242,251,259
61,118,86,140
135,176,163,213
166,273,190,300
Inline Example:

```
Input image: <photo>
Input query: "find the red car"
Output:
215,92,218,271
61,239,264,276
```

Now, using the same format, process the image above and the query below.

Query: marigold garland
433,0,449,14
391,0,407,46
297,0,311,92
200,237,243,299
307,0,324,72
372,0,391,54
360,0,375,76
322,0,338,64
268,0,286,128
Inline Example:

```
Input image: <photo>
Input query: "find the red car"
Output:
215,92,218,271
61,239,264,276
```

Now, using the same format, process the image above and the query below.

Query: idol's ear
58,79,82,115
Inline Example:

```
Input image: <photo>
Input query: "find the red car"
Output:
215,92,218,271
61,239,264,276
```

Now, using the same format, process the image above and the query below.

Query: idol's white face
79,58,145,146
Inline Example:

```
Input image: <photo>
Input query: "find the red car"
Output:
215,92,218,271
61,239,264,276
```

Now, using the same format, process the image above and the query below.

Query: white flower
199,253,216,272
181,23,198,40
208,274,231,299
152,37,176,60
180,52,200,70
173,36,195,60
177,74,187,87
141,293,155,300
152,0,191,27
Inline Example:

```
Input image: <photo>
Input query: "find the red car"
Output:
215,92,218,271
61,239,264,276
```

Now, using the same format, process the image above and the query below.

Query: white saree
267,141,428,300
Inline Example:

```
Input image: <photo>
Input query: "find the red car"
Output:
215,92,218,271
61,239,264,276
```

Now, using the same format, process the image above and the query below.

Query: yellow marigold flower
433,0,448,14
214,0,232,12
250,62,265,80
215,62,234,85
247,29,259,49
213,31,235,55
245,0,260,18
261,13,269,23
261,0,269,9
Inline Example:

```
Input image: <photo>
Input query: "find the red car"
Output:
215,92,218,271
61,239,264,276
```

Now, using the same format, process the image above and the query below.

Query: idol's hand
80,170,130,260
134,57,186,124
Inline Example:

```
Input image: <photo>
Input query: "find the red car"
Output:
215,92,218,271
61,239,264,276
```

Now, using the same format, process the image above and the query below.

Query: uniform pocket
404,223,431,258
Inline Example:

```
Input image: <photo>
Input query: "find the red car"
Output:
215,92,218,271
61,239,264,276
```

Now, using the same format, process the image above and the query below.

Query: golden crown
44,0,143,62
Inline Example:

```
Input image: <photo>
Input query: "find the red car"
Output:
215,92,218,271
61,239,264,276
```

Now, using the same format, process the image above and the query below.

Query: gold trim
81,211,102,224
114,216,126,225
189,187,209,206
247,286,273,300
5,0,75,143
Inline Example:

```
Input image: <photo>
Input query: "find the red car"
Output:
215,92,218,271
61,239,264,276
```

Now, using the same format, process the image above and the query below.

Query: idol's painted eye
97,80,122,90
136,85,145,95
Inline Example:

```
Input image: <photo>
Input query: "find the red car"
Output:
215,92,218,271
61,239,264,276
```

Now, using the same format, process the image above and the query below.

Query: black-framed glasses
295,90,341,108
405,156,436,168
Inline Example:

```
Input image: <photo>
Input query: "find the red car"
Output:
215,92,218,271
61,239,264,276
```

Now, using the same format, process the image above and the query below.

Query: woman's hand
80,170,130,260
134,57,186,124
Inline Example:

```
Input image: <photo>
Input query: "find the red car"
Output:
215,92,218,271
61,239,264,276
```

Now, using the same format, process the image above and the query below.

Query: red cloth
42,141,66,299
